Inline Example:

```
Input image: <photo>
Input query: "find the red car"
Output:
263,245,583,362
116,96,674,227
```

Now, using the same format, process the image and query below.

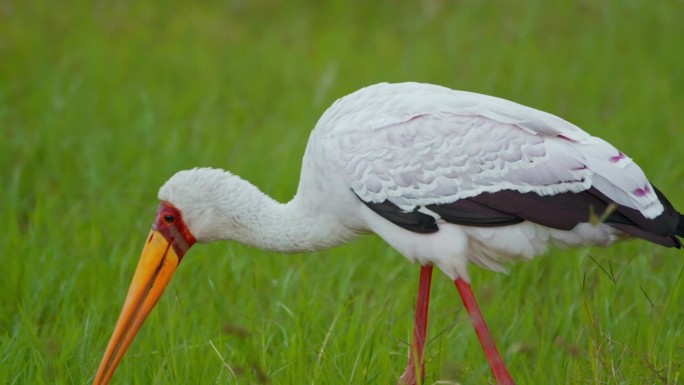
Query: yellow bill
93,202,195,385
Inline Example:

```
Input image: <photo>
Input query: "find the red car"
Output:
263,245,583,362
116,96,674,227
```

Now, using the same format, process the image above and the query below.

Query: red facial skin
152,201,196,260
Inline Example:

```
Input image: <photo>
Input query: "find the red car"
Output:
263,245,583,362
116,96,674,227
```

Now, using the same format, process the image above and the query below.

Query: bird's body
161,82,679,277
94,82,683,385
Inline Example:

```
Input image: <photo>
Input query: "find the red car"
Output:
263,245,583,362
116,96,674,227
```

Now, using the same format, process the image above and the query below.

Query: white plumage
97,81,679,385
311,82,661,216
160,82,667,279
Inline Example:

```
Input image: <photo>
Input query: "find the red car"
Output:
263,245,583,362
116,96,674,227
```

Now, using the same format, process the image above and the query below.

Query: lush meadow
1,1,683,384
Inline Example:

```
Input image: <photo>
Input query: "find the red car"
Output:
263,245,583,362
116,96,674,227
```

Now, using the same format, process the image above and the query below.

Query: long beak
92,229,180,385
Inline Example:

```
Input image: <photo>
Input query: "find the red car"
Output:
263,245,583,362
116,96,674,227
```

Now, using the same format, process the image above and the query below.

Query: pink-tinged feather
610,152,626,163
633,184,651,197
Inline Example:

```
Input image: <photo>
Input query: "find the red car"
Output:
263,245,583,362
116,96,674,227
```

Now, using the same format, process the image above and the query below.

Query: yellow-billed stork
92,82,683,385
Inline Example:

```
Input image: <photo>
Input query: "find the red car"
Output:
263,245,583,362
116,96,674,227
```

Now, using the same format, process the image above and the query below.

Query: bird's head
157,168,261,243
92,167,253,385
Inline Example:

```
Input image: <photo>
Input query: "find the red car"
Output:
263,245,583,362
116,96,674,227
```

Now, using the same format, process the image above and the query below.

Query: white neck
233,192,355,253
160,168,358,253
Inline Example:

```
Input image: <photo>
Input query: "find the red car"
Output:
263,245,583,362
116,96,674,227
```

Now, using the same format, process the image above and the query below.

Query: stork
92,82,683,385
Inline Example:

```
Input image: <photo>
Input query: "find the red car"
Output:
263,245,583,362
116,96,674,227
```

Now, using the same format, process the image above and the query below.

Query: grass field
2,1,683,384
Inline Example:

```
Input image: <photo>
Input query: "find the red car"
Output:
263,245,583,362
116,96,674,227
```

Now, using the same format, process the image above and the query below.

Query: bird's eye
164,214,175,223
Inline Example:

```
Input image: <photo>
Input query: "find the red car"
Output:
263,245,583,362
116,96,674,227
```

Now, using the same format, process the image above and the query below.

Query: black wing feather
360,198,438,234
357,187,682,248
425,199,523,227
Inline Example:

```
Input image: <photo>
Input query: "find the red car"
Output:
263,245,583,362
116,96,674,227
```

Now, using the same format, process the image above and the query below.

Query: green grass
1,1,683,384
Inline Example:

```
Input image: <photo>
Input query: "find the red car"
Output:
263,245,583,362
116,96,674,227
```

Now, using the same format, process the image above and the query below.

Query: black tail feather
677,213,684,238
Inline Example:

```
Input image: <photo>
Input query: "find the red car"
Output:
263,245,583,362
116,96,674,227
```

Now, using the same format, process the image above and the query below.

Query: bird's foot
397,365,423,385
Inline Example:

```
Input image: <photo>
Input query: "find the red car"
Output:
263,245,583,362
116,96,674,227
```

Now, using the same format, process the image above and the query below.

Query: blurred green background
1,1,683,384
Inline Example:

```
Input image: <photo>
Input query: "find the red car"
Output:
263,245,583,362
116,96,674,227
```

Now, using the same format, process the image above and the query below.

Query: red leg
398,265,433,385
455,278,515,385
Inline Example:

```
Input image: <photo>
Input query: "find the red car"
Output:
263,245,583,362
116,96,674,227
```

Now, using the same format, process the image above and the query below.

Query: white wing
312,82,663,219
